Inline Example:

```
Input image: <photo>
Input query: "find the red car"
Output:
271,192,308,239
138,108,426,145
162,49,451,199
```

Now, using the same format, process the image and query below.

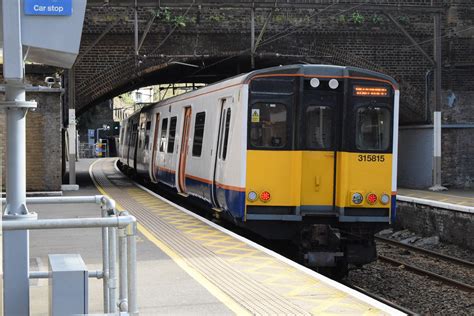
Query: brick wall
0,91,62,191
76,2,474,124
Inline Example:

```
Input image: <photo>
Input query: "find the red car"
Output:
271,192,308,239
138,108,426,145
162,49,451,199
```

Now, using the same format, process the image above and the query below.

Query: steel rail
342,281,417,316
375,236,474,268
378,255,474,293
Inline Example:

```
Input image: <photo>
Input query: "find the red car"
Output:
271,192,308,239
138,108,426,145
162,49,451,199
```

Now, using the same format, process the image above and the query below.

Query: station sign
24,0,72,16
19,0,87,68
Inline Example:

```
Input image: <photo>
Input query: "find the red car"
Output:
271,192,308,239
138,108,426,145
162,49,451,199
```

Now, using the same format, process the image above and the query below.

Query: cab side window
250,103,287,149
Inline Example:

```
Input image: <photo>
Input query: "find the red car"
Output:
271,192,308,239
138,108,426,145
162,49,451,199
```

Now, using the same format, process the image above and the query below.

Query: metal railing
1,195,138,315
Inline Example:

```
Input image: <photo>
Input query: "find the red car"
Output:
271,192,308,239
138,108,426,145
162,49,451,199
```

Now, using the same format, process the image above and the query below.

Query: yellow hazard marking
136,223,251,316
251,109,260,123
91,167,251,316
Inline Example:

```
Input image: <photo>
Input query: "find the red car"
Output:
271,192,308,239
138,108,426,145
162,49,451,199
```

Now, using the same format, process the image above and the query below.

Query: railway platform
397,188,474,211
29,158,406,315
395,187,474,250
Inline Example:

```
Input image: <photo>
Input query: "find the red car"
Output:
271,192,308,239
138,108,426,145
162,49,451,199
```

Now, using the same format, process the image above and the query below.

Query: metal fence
79,143,97,158
0,195,139,315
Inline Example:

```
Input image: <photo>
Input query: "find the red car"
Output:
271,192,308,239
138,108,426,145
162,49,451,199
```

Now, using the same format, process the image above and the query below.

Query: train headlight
310,78,320,88
260,191,271,202
380,193,390,205
247,191,258,202
352,193,363,205
329,79,339,89
367,193,378,205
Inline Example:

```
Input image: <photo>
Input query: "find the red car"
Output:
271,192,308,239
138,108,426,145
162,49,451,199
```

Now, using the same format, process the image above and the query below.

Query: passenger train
118,64,399,276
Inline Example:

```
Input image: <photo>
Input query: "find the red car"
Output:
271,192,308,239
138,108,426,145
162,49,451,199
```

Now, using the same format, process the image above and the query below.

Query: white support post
68,69,78,188
1,1,38,315
429,13,446,192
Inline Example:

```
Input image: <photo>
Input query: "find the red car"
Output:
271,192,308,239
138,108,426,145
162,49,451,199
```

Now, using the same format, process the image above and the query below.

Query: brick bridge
75,0,473,124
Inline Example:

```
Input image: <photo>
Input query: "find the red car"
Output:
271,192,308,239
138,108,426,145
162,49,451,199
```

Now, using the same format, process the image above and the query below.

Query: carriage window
192,112,206,157
144,121,151,148
305,106,332,149
250,103,287,148
159,118,168,152
131,123,138,145
222,109,231,160
355,105,391,151
167,117,177,154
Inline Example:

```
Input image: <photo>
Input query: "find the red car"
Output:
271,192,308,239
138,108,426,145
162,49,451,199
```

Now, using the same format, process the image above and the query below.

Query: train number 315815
357,154,385,162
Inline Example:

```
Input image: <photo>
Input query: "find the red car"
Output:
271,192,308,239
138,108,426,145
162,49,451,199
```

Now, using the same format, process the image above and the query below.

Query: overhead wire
399,25,474,50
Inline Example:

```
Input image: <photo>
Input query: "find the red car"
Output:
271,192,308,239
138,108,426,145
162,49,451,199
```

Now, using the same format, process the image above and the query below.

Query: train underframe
241,218,386,279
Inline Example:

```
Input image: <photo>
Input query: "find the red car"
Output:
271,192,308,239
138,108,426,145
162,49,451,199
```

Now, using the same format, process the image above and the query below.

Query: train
117,64,399,276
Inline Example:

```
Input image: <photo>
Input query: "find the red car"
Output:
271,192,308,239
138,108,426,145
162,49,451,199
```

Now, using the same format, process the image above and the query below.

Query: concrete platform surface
29,158,231,316
398,188,474,210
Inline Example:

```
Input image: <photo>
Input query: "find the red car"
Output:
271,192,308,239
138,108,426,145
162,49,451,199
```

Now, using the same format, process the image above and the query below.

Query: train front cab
244,66,399,271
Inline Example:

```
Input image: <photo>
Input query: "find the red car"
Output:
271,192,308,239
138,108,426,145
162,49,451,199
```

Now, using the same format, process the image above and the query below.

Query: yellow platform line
91,165,251,316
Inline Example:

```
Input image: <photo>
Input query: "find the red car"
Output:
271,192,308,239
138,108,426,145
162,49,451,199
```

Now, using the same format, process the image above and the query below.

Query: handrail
1,195,138,315
1,216,135,230
30,270,104,279
0,195,116,211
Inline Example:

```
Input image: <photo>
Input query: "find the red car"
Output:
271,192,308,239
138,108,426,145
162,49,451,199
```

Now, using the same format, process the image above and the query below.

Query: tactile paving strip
92,158,393,316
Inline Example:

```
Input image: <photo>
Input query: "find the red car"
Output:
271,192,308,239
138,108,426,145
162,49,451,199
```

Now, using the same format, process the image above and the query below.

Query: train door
177,107,192,193
126,120,137,166
136,113,147,173
150,113,160,182
300,79,341,213
212,99,232,208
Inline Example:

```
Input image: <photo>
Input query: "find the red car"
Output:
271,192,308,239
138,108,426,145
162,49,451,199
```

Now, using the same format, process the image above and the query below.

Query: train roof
242,64,398,88
132,64,398,117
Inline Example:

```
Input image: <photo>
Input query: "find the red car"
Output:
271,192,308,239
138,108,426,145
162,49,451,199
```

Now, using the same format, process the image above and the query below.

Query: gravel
347,228,474,315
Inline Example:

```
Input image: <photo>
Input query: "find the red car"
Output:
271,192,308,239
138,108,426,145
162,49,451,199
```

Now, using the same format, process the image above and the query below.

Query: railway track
375,236,474,293
375,236,474,268
342,281,417,315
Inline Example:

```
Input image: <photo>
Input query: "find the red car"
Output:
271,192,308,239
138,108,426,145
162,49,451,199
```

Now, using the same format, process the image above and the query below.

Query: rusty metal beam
137,11,157,52
384,12,435,65
250,4,255,68
87,1,445,13
254,3,276,52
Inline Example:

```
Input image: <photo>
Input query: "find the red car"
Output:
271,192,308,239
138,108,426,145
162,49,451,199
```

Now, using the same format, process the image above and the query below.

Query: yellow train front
242,65,399,276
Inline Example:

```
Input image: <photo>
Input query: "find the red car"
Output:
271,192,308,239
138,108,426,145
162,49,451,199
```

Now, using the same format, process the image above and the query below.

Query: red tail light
260,191,271,202
367,193,378,205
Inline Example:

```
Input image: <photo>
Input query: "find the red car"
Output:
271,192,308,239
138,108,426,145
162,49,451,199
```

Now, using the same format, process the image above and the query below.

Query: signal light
367,193,378,205
260,191,271,202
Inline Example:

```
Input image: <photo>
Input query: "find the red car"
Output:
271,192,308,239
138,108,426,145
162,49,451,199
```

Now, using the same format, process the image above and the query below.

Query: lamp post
96,124,110,142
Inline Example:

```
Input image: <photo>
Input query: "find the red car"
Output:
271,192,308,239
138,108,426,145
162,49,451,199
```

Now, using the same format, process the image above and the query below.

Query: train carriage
118,64,399,275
